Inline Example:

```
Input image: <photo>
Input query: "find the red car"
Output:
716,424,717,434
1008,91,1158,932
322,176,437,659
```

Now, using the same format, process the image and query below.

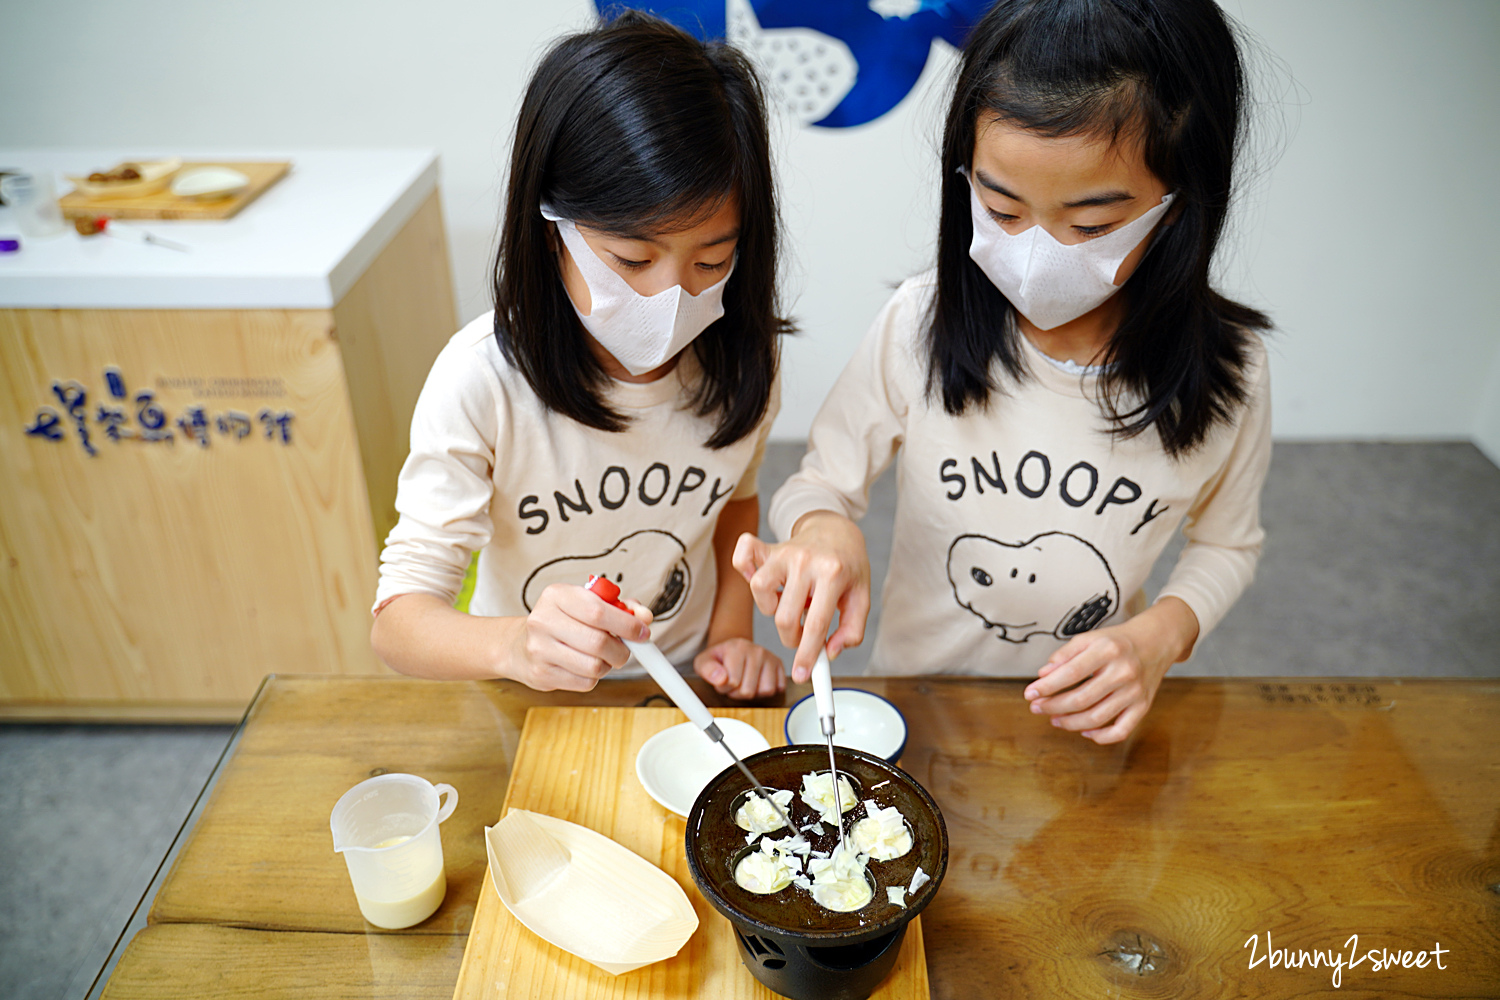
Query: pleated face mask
543,205,734,376
964,172,1173,331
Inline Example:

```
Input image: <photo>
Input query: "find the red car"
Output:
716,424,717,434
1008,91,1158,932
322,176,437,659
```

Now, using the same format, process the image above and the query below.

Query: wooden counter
98,675,1500,998
0,151,457,720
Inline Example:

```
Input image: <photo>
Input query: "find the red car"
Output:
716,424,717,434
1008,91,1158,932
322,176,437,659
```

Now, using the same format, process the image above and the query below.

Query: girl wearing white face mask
739,0,1274,744
371,12,792,697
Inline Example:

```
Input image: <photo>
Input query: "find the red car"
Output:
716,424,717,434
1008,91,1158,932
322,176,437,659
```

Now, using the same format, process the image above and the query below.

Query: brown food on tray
87,165,143,183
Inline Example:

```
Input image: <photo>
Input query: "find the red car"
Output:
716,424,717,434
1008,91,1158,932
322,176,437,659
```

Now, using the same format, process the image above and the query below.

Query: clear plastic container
330,773,458,929
0,172,64,239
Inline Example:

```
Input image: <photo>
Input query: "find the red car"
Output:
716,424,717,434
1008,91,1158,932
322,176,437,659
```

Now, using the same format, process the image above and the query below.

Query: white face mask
542,205,733,376
965,172,1173,331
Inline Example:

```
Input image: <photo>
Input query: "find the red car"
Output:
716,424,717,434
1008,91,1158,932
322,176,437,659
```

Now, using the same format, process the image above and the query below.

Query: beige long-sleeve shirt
769,272,1271,676
376,314,777,668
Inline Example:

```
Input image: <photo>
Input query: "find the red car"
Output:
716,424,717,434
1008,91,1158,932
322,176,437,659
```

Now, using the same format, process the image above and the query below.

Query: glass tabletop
78,674,1500,999
75,674,681,1000
81,678,265,1000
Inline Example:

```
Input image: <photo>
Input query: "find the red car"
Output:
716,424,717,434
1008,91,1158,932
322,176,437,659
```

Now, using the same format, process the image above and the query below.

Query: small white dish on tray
170,166,250,200
636,717,770,817
785,688,907,762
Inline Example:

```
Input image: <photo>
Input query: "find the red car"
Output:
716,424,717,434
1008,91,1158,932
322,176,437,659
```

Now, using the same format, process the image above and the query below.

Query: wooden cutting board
451,706,930,999
58,161,290,221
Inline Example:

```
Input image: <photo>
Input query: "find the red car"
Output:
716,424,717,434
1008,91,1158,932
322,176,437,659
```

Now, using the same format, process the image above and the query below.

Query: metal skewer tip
143,233,190,252
708,724,793,833
824,727,848,854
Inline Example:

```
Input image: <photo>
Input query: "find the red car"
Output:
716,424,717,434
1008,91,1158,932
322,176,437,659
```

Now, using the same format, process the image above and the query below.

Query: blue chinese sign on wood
598,0,992,127
23,367,295,455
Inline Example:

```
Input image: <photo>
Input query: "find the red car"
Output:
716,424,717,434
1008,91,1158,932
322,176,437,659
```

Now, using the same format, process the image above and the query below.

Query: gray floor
0,725,232,1000
3,442,1499,999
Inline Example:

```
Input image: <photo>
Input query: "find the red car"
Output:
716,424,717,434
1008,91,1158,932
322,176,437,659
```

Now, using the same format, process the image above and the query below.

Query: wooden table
0,150,457,722
94,675,1500,999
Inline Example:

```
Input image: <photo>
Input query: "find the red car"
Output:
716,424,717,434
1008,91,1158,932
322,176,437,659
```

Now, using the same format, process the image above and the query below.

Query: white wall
1,0,601,322
1220,0,1500,443
3,0,1497,449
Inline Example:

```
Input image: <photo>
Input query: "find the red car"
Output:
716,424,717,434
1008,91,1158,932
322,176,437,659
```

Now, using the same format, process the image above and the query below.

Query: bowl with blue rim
784,688,907,763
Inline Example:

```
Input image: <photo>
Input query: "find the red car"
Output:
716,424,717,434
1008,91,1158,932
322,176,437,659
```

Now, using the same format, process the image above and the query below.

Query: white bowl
784,689,907,762
170,166,250,200
635,718,771,817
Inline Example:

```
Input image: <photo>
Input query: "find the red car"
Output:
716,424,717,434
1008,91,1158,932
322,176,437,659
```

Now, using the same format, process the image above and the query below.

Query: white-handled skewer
811,645,848,855
585,575,792,832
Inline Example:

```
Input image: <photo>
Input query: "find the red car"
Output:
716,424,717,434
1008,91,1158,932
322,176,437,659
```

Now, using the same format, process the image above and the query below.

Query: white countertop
0,149,438,309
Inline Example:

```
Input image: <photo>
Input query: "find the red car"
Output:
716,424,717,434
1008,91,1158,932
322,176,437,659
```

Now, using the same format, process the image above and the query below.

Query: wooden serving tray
451,706,930,999
58,160,290,221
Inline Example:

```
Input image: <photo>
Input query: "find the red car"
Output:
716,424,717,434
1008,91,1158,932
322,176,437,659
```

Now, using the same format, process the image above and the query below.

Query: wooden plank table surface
101,674,1500,999
449,707,930,999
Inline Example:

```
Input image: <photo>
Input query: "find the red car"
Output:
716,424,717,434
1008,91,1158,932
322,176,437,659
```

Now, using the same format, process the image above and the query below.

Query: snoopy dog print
522,529,692,621
947,532,1119,643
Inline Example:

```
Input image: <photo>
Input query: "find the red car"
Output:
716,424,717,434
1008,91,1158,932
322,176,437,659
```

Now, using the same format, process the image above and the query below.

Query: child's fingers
1024,638,1094,701
748,567,787,620
534,659,607,693
744,548,790,620
772,570,814,667
733,650,763,701
1084,702,1148,745
794,586,840,683
827,585,870,658
519,627,618,690
757,653,784,698
550,582,650,642
620,598,654,628
693,648,729,689
1033,667,1119,717
1037,637,1083,677
727,647,784,700
721,646,753,698
734,533,788,622
735,659,764,700
1049,686,1132,732
528,585,647,679
732,532,768,584
543,614,632,671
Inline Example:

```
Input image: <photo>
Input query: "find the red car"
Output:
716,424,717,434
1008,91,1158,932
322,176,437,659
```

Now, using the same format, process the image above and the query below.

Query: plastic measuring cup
330,773,458,929
0,172,64,239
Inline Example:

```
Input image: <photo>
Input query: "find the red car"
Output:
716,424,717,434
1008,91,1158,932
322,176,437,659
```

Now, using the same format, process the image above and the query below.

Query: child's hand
694,638,785,700
732,512,871,683
1023,598,1199,744
509,583,653,692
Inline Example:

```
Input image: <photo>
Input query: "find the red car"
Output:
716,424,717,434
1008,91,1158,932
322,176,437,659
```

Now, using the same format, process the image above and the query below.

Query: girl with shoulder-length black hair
372,11,793,699
740,0,1274,744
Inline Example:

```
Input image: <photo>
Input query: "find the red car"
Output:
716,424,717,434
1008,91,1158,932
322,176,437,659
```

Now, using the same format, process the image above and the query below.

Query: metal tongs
811,645,848,855
585,575,792,832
